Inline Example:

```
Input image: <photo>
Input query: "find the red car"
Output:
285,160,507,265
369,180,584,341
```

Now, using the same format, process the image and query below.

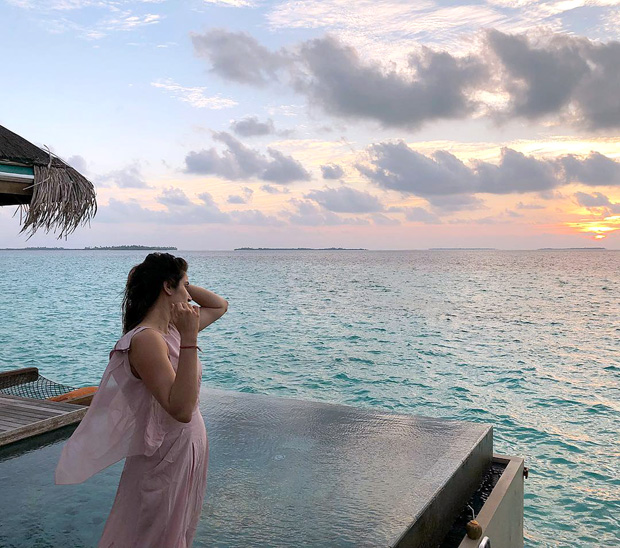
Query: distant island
234,247,367,251
85,245,177,250
0,246,76,250
0,245,177,251
16,247,70,250
537,247,606,250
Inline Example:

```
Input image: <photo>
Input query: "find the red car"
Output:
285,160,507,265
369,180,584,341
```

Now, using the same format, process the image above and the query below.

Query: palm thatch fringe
16,162,97,239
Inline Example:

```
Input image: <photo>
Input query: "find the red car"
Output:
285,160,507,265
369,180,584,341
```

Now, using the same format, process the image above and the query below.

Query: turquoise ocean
0,249,618,546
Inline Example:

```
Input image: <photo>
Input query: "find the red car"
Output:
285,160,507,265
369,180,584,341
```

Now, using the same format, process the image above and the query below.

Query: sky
0,0,619,250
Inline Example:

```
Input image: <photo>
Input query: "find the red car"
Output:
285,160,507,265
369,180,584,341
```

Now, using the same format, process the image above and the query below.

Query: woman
55,253,228,548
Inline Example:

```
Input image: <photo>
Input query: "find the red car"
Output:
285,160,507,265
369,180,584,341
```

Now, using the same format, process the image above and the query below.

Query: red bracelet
180,345,202,352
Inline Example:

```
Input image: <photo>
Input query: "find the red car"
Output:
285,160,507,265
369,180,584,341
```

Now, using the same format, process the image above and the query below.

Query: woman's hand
171,302,200,343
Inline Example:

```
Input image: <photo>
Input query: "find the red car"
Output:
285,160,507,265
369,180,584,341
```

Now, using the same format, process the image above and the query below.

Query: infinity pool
0,387,492,547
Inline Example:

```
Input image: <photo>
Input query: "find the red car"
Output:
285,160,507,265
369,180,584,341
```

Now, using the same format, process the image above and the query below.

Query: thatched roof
0,125,97,238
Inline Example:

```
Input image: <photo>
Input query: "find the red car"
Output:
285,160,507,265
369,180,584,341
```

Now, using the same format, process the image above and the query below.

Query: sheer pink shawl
55,325,183,485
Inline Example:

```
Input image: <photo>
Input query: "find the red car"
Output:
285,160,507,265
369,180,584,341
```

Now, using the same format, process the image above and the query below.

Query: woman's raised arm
187,284,228,331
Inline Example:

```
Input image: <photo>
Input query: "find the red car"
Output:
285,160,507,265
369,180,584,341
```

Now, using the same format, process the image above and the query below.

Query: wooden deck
0,394,87,448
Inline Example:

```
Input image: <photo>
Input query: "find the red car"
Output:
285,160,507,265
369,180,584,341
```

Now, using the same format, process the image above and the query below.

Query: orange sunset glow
566,216,620,240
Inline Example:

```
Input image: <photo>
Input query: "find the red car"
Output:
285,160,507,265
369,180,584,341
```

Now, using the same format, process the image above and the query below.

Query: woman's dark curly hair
122,253,188,334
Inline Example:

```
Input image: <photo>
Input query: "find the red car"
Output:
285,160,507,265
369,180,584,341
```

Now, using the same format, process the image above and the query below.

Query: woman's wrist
180,344,201,351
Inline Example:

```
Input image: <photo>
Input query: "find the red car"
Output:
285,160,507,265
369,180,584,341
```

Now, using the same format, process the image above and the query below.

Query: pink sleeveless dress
55,324,208,548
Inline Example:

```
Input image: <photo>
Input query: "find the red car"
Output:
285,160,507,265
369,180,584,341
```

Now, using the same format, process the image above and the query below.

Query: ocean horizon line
0,246,614,252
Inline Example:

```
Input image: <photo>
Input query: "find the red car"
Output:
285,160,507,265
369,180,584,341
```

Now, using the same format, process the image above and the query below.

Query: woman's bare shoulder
131,327,168,352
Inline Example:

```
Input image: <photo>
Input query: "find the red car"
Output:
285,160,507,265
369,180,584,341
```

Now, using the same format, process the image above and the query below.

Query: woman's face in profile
170,273,192,304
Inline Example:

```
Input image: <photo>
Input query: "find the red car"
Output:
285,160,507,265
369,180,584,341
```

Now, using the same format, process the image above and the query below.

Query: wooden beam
0,180,32,206
0,367,39,385
0,180,32,196
63,393,95,406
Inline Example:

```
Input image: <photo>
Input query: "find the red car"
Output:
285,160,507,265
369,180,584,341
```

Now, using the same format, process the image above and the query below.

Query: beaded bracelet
180,345,202,352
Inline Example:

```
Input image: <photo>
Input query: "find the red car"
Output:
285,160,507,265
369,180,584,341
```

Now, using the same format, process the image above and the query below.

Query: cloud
185,132,311,184
538,189,565,201
158,191,230,224
66,155,87,173
487,30,620,130
157,187,193,206
227,186,254,204
99,189,285,226
357,141,620,206
320,163,344,179
260,184,290,194
99,163,151,188
304,186,384,213
267,0,508,63
102,12,163,32
95,198,151,224
203,0,255,6
230,116,275,136
516,201,545,210
293,35,486,130
447,209,528,224
356,141,478,198
7,1,166,11
192,28,620,131
284,199,370,226
39,8,164,39
574,191,613,208
185,132,264,179
229,209,285,226
97,193,230,225
371,213,400,226
100,186,282,227
574,191,620,214
265,103,305,117
261,148,311,183
475,148,558,194
422,194,486,212
191,29,289,86
151,79,237,109
400,207,442,224
191,30,485,129
486,30,589,120
559,152,620,186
